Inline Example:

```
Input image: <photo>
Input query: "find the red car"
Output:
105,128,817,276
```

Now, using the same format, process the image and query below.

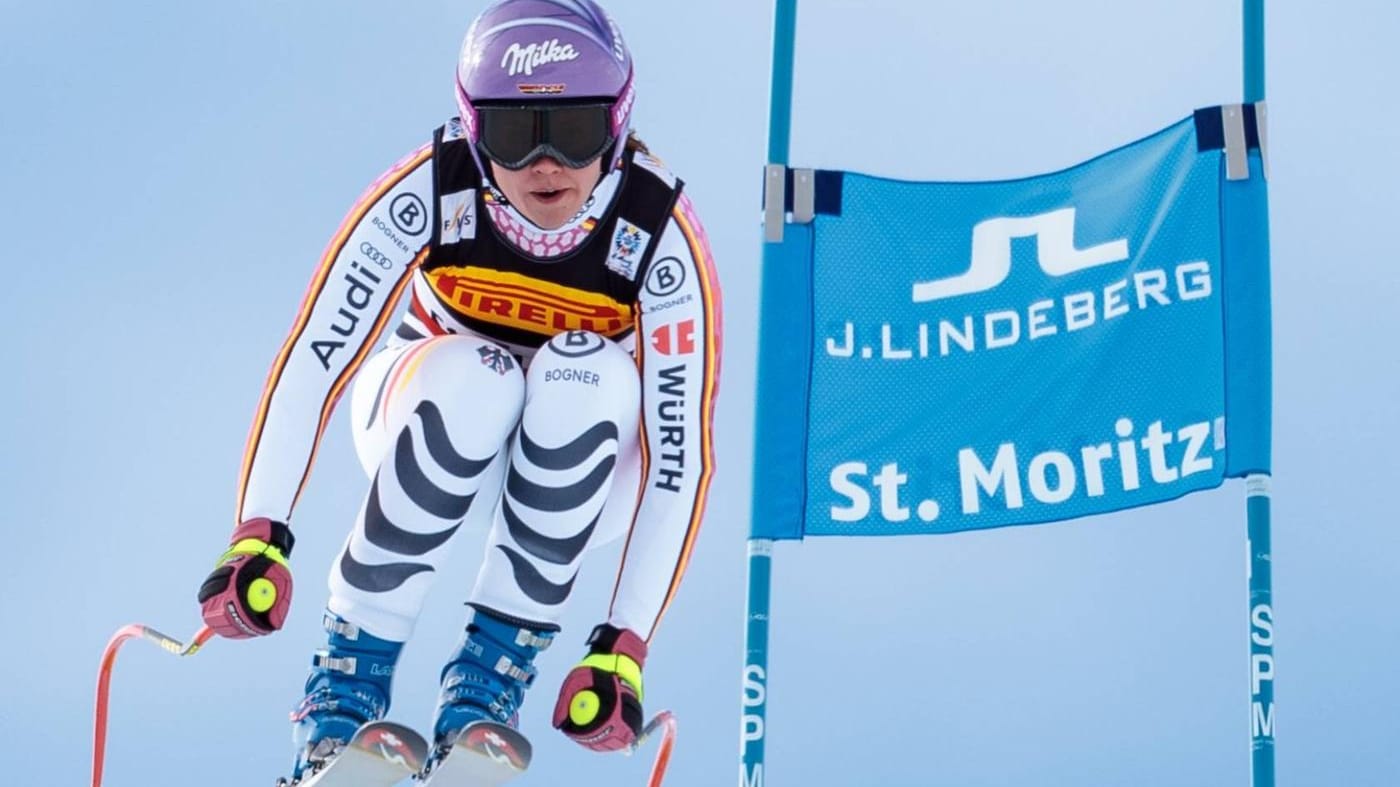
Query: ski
278,721,428,787
419,720,531,787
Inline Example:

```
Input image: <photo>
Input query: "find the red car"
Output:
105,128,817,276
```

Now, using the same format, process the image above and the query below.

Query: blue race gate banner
751,106,1271,540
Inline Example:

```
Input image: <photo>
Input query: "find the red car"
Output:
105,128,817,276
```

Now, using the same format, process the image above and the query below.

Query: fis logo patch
477,345,516,375
439,190,477,245
605,219,650,280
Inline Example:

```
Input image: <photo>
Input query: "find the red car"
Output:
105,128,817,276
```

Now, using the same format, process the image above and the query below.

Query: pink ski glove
552,624,648,752
197,518,295,639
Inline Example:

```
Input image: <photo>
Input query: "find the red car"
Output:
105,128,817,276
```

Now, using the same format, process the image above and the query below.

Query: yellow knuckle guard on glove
580,653,644,698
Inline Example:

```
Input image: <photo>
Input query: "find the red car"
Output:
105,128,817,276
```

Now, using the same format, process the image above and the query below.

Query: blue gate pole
765,0,798,164
1244,0,1265,104
741,540,774,787
743,3,797,786
1243,4,1274,786
1247,477,1275,787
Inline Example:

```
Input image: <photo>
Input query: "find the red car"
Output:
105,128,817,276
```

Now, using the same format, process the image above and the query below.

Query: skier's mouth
530,188,568,204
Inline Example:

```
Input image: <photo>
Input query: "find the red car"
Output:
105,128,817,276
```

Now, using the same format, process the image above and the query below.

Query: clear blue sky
2,2,1396,786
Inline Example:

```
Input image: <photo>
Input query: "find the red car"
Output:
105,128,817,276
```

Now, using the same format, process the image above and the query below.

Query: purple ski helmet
456,0,636,176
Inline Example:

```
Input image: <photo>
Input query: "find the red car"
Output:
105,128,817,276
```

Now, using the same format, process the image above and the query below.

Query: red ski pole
92,624,215,787
630,710,678,787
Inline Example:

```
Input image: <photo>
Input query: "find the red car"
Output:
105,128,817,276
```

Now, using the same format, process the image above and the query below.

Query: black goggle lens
477,103,614,170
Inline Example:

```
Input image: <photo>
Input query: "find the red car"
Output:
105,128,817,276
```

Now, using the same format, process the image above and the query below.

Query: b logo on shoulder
390,194,428,237
645,257,686,297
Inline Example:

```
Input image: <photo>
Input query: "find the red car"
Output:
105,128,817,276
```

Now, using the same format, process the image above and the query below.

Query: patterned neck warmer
483,169,622,259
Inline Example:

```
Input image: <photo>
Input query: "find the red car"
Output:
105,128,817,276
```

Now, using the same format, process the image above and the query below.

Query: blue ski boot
432,606,556,752
288,612,402,782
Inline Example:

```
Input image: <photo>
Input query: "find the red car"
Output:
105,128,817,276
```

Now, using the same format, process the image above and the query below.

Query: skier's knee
528,332,640,423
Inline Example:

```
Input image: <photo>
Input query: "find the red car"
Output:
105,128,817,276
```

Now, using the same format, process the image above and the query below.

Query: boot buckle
514,629,553,650
313,651,358,675
323,614,361,640
492,655,535,684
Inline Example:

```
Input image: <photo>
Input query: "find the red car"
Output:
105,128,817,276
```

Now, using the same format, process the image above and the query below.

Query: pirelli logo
426,266,634,336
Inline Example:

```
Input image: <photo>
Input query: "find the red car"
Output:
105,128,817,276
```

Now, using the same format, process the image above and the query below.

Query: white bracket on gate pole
1223,104,1251,181
764,164,786,243
792,168,816,224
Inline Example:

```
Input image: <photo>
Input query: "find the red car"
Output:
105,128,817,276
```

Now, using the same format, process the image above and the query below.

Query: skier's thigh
522,332,642,550
350,336,525,476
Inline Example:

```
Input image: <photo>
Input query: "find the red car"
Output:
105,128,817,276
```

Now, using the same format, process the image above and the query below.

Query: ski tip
455,720,532,771
349,721,431,771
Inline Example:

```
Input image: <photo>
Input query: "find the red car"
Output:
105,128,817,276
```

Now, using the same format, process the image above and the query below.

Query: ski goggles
475,102,616,171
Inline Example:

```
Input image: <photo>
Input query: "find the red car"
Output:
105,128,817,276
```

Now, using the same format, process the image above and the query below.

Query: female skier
192,0,720,780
